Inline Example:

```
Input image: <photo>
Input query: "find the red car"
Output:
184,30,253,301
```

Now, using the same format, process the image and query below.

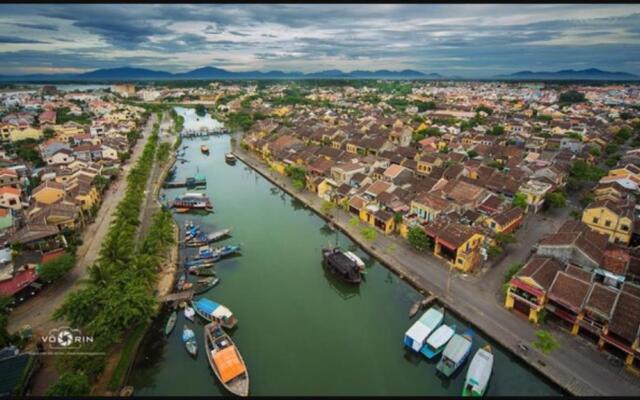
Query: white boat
403,307,444,353
463,345,494,397
184,306,195,321
344,251,365,270
422,323,456,359
192,298,238,329
437,328,474,377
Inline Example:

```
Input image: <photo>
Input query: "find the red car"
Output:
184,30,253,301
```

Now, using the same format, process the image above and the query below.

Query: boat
184,258,218,268
192,298,238,329
204,322,249,396
184,306,195,321
214,244,241,258
185,228,232,247
344,251,365,272
225,153,237,164
193,277,220,295
176,274,186,290
321,247,363,284
201,145,209,154
463,345,494,397
170,192,213,212
403,307,444,354
182,325,198,357
165,310,178,336
188,268,217,277
436,328,474,377
422,323,456,359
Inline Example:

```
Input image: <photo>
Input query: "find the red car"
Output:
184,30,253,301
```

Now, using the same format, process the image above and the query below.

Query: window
605,220,611,227
457,258,464,265
621,225,629,232
592,217,599,224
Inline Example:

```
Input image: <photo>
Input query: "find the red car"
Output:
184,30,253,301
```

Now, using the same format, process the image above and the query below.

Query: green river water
127,110,562,396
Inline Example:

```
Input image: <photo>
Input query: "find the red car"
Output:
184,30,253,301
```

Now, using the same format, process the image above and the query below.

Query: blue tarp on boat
194,298,219,315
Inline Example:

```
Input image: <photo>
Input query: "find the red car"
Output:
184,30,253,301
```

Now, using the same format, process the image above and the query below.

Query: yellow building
581,198,635,244
518,180,553,213
8,126,43,142
424,221,485,272
272,107,290,118
32,181,66,204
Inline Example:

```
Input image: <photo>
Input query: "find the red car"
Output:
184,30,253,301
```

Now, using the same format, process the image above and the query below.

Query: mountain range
494,68,639,80
0,66,637,82
0,66,443,82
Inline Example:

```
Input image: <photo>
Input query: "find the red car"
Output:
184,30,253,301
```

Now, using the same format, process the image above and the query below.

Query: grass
106,323,148,392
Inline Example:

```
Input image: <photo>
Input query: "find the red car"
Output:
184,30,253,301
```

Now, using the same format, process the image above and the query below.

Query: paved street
8,114,158,336
234,144,640,396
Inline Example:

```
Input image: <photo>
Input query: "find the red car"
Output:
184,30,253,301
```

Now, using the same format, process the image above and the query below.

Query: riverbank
231,141,639,396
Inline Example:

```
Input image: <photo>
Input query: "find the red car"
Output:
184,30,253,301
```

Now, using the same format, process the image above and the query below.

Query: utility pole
446,262,454,299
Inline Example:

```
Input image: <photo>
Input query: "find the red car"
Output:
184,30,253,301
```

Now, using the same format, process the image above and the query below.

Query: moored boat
171,192,213,212
185,228,232,247
184,306,195,322
165,310,178,336
188,268,216,277
182,325,198,357
204,322,249,396
201,145,209,154
192,297,238,329
404,307,444,353
225,153,237,164
193,276,220,295
436,328,474,377
463,345,494,397
422,323,456,359
322,246,363,284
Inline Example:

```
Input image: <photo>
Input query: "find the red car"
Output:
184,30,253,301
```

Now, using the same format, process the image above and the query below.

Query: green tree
532,330,559,355
349,217,360,227
46,372,91,396
38,253,76,282
605,143,618,155
495,232,517,246
407,226,431,252
360,226,377,241
580,193,594,208
588,146,601,157
467,149,478,159
545,190,567,208
512,192,528,210
475,105,494,115
489,125,505,136
195,104,206,117
321,201,335,217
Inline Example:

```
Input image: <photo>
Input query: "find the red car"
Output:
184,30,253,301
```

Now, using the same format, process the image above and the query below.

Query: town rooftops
607,283,640,343
583,283,620,321
515,256,566,291
547,271,592,313
8,224,60,244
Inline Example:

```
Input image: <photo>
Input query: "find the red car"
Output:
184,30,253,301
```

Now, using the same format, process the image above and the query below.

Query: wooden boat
437,328,474,377
164,310,178,336
463,345,493,397
189,268,216,277
192,298,238,329
321,247,363,284
193,277,220,295
423,323,456,359
171,192,213,212
119,386,134,397
204,322,249,396
201,145,209,154
184,306,195,321
404,307,444,354
225,153,237,164
182,325,198,357
185,228,232,247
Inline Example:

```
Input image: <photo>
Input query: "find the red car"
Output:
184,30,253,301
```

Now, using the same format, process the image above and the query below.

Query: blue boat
404,307,444,354
214,244,241,258
184,257,219,267
436,328,474,377
422,323,456,359
192,298,238,329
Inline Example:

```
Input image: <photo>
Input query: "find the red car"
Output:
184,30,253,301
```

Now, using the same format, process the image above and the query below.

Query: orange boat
204,322,249,396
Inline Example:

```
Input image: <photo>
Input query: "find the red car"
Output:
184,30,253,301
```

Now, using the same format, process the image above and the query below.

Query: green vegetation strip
106,322,149,391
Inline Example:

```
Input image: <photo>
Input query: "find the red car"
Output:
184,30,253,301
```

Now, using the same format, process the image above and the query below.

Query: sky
1,4,640,77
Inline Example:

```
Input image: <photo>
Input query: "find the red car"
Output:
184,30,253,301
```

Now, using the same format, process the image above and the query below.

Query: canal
127,110,562,396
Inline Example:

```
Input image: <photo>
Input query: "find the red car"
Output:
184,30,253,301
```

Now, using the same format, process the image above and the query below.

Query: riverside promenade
233,142,640,397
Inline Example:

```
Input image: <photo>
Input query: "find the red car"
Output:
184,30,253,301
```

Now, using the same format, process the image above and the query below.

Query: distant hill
494,68,639,81
0,66,444,82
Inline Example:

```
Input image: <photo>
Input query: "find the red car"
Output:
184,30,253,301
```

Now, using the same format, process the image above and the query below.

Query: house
536,220,609,271
31,181,66,205
580,283,620,342
0,168,19,188
27,202,80,230
8,223,66,252
483,207,524,234
518,180,553,213
7,126,43,142
0,187,22,210
545,267,593,335
410,192,453,223
39,109,56,125
600,282,640,367
581,198,635,245
505,256,566,323
423,219,485,272
330,163,368,185
46,148,75,166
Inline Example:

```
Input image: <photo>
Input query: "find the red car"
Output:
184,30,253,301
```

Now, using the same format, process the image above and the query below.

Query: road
8,113,158,336
234,143,640,396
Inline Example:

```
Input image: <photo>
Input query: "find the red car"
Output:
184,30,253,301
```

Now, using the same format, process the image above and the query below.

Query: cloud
0,4,639,76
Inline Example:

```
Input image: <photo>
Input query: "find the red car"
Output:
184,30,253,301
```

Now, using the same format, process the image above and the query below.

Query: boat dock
159,289,194,303
409,294,438,318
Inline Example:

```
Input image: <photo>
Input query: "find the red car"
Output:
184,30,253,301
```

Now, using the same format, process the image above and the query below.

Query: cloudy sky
1,4,640,77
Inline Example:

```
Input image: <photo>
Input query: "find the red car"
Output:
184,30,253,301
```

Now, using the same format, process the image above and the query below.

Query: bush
38,253,76,282
512,192,528,210
545,190,567,208
407,226,431,252
349,217,360,227
46,372,91,396
360,227,377,241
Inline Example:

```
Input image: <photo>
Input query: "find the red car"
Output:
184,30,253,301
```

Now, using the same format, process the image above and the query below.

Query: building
581,198,636,245
110,84,136,97
518,180,553,213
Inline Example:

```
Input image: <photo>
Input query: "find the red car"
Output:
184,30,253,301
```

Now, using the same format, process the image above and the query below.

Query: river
126,108,562,396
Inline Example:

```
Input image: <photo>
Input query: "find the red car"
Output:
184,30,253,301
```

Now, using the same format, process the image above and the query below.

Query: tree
588,146,601,157
467,149,478,159
532,330,559,355
38,253,76,282
475,105,494,115
489,125,505,136
43,127,55,139
360,226,377,241
424,127,441,137
349,217,360,227
512,192,528,210
605,143,618,155
580,193,594,208
195,104,206,117
495,232,517,246
46,372,91,396
321,201,335,217
545,190,567,208
407,226,431,252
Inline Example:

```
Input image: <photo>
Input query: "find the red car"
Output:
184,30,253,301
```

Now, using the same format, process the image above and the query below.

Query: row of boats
404,307,494,396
